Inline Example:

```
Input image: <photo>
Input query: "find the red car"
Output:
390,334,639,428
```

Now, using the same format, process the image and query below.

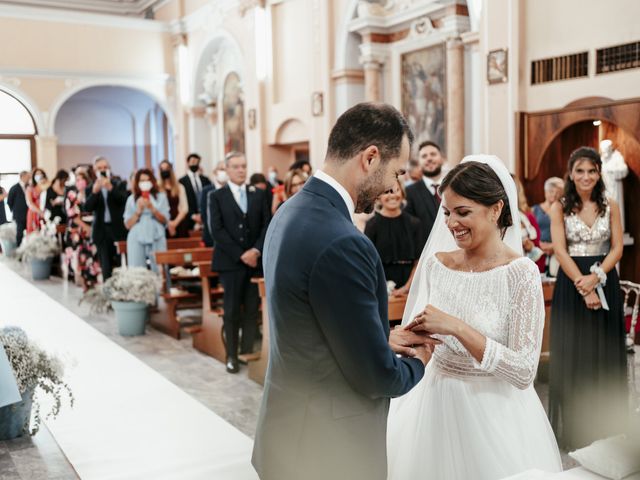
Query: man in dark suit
252,103,435,480
83,157,129,280
405,140,445,240
208,152,270,373
178,153,211,231
7,171,31,246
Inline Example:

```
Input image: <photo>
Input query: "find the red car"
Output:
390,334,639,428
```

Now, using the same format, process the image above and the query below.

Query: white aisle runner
0,263,258,480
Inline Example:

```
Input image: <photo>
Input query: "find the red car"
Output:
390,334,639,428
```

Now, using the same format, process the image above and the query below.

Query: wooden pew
150,247,213,339
192,261,227,363
115,237,202,266
248,279,408,385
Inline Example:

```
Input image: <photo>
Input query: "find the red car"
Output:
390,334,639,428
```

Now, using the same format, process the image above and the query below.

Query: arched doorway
517,97,640,283
54,86,174,179
0,89,37,220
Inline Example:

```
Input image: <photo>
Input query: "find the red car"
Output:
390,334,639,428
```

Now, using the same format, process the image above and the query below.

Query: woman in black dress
548,146,627,449
158,160,189,238
365,180,425,296
45,169,69,224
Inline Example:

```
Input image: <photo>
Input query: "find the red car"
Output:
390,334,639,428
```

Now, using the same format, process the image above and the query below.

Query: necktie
432,183,441,203
194,174,201,195
238,187,247,214
102,188,112,223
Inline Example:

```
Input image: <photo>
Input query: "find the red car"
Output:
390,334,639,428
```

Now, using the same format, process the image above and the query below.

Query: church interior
0,0,639,478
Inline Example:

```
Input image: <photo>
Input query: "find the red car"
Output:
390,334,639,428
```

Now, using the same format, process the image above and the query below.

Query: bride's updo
438,161,513,237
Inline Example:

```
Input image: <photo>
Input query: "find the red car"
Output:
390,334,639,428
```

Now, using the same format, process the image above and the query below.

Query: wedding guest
549,146,627,449
45,169,69,224
403,159,423,187
207,151,270,373
124,169,169,272
178,153,211,231
26,167,48,233
271,169,308,214
365,179,424,296
533,177,564,275
250,173,274,212
63,169,101,290
513,175,545,272
84,156,129,280
290,160,312,175
266,166,282,188
7,171,30,245
0,181,7,225
158,160,189,238
405,141,444,240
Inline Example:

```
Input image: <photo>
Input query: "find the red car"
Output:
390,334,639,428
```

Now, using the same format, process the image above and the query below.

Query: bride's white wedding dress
387,255,562,479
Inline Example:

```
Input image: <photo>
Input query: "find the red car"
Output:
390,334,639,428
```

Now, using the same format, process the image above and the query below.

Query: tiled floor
1,257,639,478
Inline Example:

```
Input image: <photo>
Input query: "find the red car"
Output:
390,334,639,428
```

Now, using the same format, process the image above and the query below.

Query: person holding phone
124,169,169,272
84,156,129,280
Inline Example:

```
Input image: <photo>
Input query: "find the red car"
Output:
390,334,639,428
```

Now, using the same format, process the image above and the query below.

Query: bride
387,156,562,479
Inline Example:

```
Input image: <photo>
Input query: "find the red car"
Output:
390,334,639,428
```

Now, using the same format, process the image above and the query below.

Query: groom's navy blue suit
252,176,425,480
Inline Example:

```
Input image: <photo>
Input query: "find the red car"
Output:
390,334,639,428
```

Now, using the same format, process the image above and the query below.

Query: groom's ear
360,145,380,172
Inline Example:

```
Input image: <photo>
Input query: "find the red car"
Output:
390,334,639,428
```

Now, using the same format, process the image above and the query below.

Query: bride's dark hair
439,161,513,238
562,147,607,217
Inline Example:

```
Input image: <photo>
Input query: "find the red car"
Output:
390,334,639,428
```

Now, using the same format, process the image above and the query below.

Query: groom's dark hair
325,102,414,164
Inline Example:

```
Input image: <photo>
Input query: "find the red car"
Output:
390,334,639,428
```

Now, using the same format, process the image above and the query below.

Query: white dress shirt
187,171,202,194
228,181,247,211
422,176,441,197
314,170,355,223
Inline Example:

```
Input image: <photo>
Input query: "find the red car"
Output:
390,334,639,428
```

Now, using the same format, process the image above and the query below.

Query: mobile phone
100,171,108,177
141,191,150,200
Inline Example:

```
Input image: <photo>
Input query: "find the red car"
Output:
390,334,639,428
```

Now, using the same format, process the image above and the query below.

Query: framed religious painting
401,43,447,155
487,48,508,84
222,72,246,154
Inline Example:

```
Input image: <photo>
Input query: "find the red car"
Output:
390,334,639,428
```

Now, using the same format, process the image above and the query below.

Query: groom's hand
388,327,441,358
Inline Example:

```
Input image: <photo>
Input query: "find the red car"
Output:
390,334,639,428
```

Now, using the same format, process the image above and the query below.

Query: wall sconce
312,92,323,117
248,108,257,129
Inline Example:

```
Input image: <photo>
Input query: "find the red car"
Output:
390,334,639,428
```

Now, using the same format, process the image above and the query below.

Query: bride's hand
406,305,461,336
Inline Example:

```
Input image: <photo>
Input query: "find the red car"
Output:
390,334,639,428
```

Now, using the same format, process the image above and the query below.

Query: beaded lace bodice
564,204,611,257
420,255,545,389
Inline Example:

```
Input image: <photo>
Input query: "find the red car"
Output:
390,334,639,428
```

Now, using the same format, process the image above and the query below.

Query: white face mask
65,172,76,187
216,171,228,184
139,180,153,192
268,171,278,183
34,174,43,183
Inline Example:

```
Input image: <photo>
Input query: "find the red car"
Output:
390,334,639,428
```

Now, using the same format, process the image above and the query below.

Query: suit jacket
83,180,129,243
7,183,28,223
200,184,216,247
179,173,212,230
405,179,439,240
252,177,425,480
207,184,270,273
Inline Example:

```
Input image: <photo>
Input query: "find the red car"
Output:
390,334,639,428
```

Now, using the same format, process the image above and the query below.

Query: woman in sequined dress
549,146,627,450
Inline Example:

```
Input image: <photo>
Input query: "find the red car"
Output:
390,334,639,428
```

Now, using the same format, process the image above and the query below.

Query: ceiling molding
0,2,170,31
0,67,172,85
0,0,166,16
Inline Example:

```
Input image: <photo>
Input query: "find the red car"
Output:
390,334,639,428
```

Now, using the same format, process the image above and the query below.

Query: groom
252,103,434,480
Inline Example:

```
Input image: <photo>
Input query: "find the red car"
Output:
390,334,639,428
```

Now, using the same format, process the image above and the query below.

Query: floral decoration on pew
0,326,74,436
81,267,162,313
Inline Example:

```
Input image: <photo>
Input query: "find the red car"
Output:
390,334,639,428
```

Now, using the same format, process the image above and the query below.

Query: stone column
446,37,465,164
35,135,58,174
358,45,387,102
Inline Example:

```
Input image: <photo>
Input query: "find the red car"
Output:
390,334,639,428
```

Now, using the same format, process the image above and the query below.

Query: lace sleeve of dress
474,259,545,389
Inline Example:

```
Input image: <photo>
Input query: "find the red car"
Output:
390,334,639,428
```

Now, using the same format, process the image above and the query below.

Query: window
0,90,36,220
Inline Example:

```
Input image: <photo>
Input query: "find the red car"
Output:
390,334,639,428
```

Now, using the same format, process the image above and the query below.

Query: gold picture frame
487,48,508,84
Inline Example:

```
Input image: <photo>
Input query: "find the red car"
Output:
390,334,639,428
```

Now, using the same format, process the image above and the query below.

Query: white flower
0,222,17,241
248,186,256,193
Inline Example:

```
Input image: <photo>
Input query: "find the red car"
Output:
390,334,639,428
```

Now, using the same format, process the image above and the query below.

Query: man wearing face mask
83,156,129,280
199,161,227,247
178,153,212,232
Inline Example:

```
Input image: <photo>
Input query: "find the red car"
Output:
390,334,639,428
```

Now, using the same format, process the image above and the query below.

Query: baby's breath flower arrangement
81,267,162,313
0,222,17,241
16,230,60,261
0,326,74,435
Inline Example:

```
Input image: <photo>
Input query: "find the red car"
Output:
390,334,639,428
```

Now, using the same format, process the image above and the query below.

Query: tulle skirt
387,363,562,480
